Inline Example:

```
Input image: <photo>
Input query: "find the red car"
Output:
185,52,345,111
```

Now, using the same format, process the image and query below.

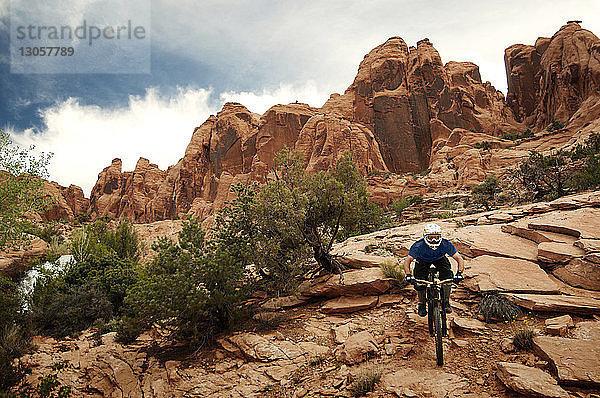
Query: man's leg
413,259,429,316
433,257,454,313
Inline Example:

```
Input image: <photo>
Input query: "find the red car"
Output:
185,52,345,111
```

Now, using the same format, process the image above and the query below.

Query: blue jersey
408,238,457,263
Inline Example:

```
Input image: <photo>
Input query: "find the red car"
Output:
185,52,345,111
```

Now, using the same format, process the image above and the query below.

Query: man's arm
451,252,465,273
403,255,415,275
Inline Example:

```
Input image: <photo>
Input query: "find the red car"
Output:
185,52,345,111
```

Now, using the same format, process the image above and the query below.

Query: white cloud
220,81,330,114
150,0,600,95
8,87,217,195
6,83,334,195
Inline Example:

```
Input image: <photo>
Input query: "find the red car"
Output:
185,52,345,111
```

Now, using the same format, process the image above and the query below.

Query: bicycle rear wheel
434,304,444,366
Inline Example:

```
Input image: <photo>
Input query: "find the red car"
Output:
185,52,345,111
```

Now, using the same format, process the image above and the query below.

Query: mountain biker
403,223,465,317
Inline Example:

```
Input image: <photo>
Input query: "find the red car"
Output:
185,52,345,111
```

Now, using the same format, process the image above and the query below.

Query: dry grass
379,259,407,288
349,367,382,397
479,292,522,322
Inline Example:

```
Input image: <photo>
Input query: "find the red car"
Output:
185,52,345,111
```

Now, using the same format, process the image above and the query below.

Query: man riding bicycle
403,223,465,317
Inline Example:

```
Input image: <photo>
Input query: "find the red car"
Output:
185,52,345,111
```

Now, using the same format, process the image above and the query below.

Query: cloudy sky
1,0,599,194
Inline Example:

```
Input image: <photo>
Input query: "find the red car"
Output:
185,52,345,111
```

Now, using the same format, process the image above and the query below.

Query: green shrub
34,361,72,398
123,215,250,347
546,121,564,132
390,195,423,216
255,149,387,277
349,368,381,397
479,292,522,322
517,151,571,200
439,198,458,210
26,220,139,338
471,177,501,210
475,141,493,150
28,278,113,337
0,276,31,392
115,316,144,345
502,129,534,141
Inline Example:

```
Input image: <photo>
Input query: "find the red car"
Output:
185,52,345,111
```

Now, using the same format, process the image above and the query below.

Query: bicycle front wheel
434,304,444,366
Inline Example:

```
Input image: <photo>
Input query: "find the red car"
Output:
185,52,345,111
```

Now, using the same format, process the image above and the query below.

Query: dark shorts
413,256,454,290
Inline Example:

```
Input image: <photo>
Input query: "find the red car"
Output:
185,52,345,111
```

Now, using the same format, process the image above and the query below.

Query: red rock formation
344,37,521,174
505,22,600,127
87,24,598,222
43,181,89,222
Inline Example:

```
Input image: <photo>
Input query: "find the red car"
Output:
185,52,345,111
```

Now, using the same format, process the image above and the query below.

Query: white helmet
423,223,442,250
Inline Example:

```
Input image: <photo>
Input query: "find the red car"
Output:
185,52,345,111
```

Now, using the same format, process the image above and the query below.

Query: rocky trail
17,190,600,397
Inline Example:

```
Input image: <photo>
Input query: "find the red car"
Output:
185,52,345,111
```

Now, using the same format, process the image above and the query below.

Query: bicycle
412,265,455,366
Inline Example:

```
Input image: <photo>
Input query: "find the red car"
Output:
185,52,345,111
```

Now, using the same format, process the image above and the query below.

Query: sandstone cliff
84,23,600,222
505,22,600,127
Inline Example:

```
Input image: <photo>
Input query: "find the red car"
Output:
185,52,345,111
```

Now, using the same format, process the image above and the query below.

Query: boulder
544,315,574,336
224,334,288,362
533,336,600,387
0,237,48,276
502,293,600,314
537,242,585,264
298,267,393,298
451,317,487,335
464,255,559,293
321,296,379,314
453,225,539,261
334,331,378,364
553,259,600,291
331,323,356,344
496,362,569,398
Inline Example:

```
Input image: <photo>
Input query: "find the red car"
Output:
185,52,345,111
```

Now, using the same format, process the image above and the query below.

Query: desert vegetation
0,148,390,394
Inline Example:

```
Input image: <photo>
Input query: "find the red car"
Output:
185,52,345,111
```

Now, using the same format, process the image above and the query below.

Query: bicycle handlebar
412,278,454,286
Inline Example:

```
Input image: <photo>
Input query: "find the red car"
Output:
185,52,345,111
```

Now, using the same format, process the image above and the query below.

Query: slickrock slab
334,331,378,364
321,296,378,314
572,321,600,340
488,212,514,223
298,267,393,298
502,222,578,245
496,362,569,398
533,336,600,387
544,315,573,336
548,197,581,210
221,333,329,363
574,238,600,253
451,317,487,334
336,252,393,269
527,208,600,239
502,293,600,314
382,368,469,397
553,259,600,291
538,242,585,264
502,223,553,244
464,255,559,293
453,225,539,261
586,253,600,264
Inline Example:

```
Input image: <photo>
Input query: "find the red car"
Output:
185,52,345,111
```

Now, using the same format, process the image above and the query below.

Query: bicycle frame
413,270,454,366
414,277,453,335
